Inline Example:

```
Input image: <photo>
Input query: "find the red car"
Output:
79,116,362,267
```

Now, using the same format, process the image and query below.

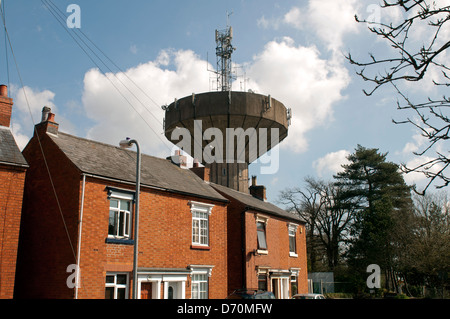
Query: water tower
164,24,291,193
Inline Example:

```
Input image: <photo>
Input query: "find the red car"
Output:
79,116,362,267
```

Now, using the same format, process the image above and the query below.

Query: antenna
214,13,236,92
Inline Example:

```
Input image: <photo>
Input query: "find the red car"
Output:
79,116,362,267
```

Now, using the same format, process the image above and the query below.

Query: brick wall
15,133,80,299
215,187,308,297
16,130,228,299
0,165,26,299
0,95,12,128
244,211,308,296
76,177,228,299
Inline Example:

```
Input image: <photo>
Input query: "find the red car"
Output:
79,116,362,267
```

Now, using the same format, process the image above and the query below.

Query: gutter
244,205,305,224
75,174,86,299
0,160,29,169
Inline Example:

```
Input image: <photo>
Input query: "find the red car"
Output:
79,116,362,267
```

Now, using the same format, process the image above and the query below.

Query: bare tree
279,177,324,271
279,177,356,270
346,0,450,193
409,191,450,297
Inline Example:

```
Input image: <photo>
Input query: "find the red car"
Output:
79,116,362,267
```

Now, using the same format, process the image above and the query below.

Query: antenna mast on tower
215,12,235,92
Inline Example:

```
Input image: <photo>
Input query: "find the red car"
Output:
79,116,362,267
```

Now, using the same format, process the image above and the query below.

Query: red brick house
0,85,28,299
14,109,229,299
211,177,308,298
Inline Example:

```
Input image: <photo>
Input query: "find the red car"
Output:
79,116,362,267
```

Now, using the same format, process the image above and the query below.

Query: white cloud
244,37,350,153
283,0,361,51
82,49,212,157
283,7,303,29
8,85,81,150
399,129,448,189
9,85,56,149
10,123,30,150
80,36,350,157
313,150,350,178
11,85,56,121
401,155,444,189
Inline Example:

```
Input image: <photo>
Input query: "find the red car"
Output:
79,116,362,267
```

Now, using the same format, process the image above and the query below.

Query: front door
141,282,153,299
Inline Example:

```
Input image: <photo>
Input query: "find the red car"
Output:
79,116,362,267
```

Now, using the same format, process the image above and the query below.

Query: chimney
190,163,210,182
249,175,267,201
35,106,59,136
0,85,13,127
168,149,188,169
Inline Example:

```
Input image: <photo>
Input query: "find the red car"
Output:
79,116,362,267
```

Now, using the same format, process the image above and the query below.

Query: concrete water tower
164,25,291,193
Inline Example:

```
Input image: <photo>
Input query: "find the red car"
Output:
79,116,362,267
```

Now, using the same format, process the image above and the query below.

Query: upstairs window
288,223,299,257
192,210,209,246
256,221,268,251
108,197,132,239
190,201,214,247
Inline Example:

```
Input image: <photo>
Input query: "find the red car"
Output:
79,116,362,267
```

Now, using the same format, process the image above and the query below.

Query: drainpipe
75,174,86,299
241,210,247,289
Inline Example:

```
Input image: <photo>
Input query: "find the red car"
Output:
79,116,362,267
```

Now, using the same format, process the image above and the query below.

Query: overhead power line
41,0,173,152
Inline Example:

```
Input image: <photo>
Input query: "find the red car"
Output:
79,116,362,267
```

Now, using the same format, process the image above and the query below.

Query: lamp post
119,138,141,299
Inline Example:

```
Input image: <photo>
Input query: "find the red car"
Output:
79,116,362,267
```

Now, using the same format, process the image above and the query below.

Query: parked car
292,293,326,299
227,289,276,299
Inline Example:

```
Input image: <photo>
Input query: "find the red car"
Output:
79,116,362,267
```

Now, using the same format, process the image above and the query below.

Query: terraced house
14,109,229,299
0,85,28,299
12,106,308,299
211,179,308,298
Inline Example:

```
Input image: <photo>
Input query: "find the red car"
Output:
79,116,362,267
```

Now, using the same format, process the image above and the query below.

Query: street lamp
119,137,141,299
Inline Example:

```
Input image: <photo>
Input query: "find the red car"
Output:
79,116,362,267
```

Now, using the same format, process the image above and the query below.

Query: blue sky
1,0,448,203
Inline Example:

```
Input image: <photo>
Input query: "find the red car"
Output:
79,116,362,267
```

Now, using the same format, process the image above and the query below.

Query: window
291,275,298,296
108,198,131,239
189,265,213,299
258,274,267,291
290,269,300,297
191,274,208,299
192,210,209,246
288,223,298,257
105,273,128,299
257,221,267,250
190,201,214,247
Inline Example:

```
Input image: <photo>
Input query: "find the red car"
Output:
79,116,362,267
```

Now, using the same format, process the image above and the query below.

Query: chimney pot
193,159,199,168
41,106,52,122
35,106,59,136
0,85,7,97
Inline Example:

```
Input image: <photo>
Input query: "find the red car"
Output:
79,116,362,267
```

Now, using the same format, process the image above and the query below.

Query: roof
0,126,28,168
211,182,304,223
47,132,227,203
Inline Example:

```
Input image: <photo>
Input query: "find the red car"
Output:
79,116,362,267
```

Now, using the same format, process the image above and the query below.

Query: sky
1,0,449,203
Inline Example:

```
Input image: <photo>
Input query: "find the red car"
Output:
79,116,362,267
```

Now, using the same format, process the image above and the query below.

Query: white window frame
189,201,214,247
256,215,269,254
105,273,129,299
108,191,133,239
189,265,213,299
288,223,299,257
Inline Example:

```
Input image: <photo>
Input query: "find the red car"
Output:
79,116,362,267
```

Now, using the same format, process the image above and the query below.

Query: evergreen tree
334,145,413,292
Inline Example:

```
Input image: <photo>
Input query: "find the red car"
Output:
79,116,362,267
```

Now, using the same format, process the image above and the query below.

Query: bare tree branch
347,0,450,193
